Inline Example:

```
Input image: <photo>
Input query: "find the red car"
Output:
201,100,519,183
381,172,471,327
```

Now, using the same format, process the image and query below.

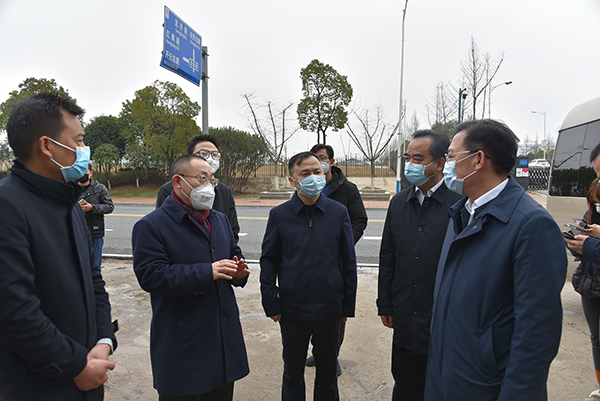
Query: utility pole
532,110,547,159
396,0,408,194
458,88,467,123
202,46,209,135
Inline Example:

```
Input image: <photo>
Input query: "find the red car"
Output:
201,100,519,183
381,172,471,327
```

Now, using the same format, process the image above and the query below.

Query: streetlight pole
531,110,547,159
396,0,408,194
488,81,512,118
458,88,467,123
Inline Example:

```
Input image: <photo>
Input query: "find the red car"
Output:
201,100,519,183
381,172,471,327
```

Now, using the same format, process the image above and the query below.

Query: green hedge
93,168,167,187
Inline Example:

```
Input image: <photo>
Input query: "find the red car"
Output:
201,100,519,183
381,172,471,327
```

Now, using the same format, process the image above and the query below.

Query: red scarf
171,191,211,235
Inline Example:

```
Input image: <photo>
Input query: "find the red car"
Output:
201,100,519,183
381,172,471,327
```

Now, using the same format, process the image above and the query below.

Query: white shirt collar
415,177,444,206
464,178,509,223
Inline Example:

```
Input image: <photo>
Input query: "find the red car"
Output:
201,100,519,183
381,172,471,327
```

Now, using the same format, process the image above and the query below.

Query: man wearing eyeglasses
424,120,567,401
377,130,462,401
156,134,240,243
133,154,250,400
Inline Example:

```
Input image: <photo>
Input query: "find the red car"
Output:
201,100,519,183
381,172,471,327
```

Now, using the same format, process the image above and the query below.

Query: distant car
530,159,550,167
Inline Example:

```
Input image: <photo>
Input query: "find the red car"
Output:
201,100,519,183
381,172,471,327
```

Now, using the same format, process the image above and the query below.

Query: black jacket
326,166,368,244
377,182,462,354
78,178,114,238
0,162,117,401
156,180,240,243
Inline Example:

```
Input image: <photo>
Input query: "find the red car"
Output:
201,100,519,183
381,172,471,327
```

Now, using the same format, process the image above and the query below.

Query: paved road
104,205,387,265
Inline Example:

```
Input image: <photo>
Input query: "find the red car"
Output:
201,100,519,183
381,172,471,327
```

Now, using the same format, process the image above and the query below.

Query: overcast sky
1,0,599,158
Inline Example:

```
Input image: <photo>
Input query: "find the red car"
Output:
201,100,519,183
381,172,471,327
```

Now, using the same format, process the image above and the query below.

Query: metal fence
253,158,396,178
527,166,550,190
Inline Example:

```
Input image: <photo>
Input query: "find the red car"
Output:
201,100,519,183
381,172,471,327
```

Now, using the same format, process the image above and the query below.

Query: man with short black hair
77,164,114,273
260,151,357,400
0,93,117,400
156,134,240,242
378,130,461,401
133,154,250,400
425,119,567,400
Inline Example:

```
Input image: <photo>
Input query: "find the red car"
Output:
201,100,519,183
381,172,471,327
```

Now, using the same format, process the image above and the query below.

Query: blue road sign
160,6,202,86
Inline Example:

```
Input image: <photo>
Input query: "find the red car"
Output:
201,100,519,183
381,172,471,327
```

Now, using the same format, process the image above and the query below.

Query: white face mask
179,176,215,210
205,156,220,174
320,161,330,175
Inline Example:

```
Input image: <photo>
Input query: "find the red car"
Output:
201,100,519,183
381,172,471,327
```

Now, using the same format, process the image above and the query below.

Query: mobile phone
562,231,575,239
573,219,589,229
78,199,85,204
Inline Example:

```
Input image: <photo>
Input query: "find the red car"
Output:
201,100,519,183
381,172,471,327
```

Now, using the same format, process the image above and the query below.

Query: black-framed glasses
444,149,489,161
193,149,221,160
178,174,216,186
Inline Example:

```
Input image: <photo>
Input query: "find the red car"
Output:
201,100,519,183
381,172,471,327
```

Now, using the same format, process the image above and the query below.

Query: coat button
417,226,423,232
413,282,418,288
413,309,419,314
414,254,420,260
222,316,227,322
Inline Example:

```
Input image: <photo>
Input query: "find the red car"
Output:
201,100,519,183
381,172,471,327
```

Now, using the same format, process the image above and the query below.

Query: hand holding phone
562,230,575,239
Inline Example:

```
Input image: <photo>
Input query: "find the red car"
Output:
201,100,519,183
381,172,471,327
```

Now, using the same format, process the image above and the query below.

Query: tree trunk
273,162,280,190
371,161,376,189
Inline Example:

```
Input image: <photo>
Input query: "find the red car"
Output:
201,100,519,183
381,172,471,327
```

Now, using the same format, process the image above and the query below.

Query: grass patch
109,184,161,198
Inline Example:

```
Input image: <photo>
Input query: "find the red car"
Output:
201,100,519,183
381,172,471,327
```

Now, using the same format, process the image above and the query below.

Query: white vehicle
529,159,550,167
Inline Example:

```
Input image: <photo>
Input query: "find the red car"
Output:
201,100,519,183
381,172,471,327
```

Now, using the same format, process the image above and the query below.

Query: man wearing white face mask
156,134,240,243
132,154,250,400
425,119,567,401
0,94,117,400
377,130,462,401
260,151,357,401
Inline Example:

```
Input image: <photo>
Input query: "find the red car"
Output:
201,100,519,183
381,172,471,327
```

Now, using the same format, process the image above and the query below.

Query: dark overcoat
0,163,116,401
132,197,249,397
425,177,567,401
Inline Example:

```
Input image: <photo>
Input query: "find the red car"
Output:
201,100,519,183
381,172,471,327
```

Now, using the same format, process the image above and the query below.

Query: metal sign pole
202,46,208,134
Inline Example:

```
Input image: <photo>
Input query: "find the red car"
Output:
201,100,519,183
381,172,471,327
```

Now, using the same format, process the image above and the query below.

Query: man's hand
270,314,282,322
380,315,393,328
582,224,600,239
79,200,93,212
87,344,111,361
212,259,240,281
565,235,588,256
232,256,250,279
73,359,115,391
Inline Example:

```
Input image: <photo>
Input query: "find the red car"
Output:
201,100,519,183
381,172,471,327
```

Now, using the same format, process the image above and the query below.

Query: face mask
179,177,215,210
320,161,330,175
442,152,478,195
48,138,91,182
76,174,90,184
205,156,220,174
595,203,600,214
405,159,438,186
293,174,326,198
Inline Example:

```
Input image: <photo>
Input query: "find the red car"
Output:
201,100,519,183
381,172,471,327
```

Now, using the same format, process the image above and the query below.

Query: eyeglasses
193,149,221,160
444,149,479,161
178,174,216,186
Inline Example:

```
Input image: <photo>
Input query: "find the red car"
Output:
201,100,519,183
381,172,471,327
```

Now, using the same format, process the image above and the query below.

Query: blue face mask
48,138,91,182
293,174,326,198
442,152,478,195
405,159,438,186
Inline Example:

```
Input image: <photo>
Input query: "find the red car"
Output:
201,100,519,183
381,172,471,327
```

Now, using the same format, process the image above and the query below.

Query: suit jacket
0,162,116,401
132,197,249,396
425,177,567,401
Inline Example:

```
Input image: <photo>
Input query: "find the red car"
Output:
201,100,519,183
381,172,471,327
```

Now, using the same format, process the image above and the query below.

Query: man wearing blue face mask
260,151,357,401
425,120,567,401
377,130,462,401
0,93,117,400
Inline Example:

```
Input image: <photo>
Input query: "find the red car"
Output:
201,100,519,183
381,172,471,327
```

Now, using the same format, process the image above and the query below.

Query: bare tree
243,93,299,190
460,36,504,120
426,81,457,126
346,104,398,189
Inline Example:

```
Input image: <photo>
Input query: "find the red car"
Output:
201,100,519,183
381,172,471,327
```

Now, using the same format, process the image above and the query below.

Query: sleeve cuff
97,338,114,354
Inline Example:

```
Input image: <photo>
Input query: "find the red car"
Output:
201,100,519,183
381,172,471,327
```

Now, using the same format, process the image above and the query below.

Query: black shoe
337,360,342,376
306,355,315,366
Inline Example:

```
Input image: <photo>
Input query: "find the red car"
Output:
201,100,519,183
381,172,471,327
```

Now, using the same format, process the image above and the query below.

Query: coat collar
448,175,524,226
407,181,457,205
10,161,83,207
290,191,328,214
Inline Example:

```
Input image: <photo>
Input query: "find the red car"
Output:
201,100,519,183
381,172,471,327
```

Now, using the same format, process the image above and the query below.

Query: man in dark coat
77,164,114,272
133,154,250,400
377,130,462,401
260,151,357,401
0,93,117,401
425,119,567,401
156,134,240,242
306,144,367,372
